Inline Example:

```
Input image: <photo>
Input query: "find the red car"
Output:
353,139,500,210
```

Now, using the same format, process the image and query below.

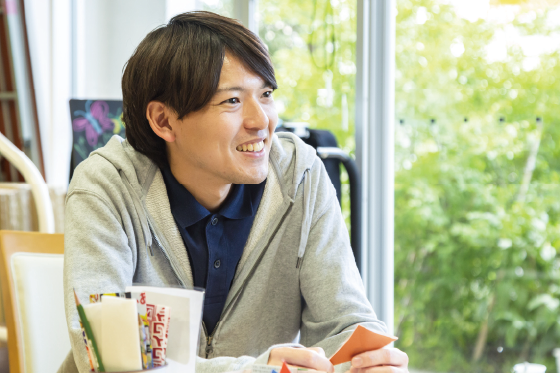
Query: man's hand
347,348,409,373
269,347,335,373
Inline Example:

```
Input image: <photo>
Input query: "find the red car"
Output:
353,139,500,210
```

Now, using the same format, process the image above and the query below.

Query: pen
74,289,105,372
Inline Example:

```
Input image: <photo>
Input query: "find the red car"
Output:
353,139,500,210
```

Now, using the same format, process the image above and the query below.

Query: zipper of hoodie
148,222,186,288
203,321,220,358
203,200,295,357
148,220,218,356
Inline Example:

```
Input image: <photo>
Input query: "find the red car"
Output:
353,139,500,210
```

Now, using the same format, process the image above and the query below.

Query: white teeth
237,140,265,152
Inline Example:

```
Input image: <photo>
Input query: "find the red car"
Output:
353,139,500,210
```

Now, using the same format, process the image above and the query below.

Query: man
61,11,409,373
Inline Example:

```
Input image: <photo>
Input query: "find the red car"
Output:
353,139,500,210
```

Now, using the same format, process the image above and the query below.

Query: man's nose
242,96,269,131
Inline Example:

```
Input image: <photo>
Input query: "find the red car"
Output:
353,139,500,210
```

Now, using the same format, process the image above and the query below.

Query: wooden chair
0,230,67,373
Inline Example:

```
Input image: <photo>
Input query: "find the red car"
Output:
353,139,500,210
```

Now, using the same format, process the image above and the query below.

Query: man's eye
263,91,273,98
225,98,239,104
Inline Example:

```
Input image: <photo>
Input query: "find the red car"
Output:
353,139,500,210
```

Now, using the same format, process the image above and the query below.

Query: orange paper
280,362,291,373
329,325,398,365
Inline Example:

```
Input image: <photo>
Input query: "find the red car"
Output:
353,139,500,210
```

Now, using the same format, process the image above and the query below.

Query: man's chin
234,168,268,185
240,174,267,185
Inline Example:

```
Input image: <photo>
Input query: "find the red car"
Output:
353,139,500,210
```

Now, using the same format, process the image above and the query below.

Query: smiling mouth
236,140,265,152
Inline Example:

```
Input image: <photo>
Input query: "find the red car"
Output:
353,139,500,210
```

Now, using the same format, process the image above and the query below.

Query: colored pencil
74,289,105,372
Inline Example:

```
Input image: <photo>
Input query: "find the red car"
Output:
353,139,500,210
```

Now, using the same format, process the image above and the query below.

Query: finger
349,367,398,373
308,347,326,357
268,347,294,366
362,366,407,373
269,348,329,371
280,348,334,373
351,348,409,369
281,363,324,371
301,369,328,373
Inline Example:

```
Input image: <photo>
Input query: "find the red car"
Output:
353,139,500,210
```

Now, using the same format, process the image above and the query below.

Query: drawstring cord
296,170,312,268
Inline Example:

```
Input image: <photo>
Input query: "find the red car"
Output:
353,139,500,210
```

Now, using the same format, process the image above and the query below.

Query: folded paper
280,362,291,373
101,296,143,372
329,325,398,365
126,285,204,373
252,365,298,373
151,305,171,366
130,291,153,369
252,364,329,373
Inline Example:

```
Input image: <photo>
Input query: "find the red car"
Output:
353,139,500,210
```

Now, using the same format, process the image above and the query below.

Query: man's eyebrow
215,86,245,93
215,83,273,94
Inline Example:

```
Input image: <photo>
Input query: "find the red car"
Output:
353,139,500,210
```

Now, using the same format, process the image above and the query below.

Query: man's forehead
217,54,269,91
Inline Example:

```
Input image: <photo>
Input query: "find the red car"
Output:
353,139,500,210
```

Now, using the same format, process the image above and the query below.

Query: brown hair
122,11,277,168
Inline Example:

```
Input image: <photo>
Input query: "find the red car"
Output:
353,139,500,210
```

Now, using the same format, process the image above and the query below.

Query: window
394,0,560,371
259,0,358,228
200,0,234,17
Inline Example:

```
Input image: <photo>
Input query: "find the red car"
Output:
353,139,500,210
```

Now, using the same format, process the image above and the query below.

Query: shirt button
211,217,218,226
214,260,221,269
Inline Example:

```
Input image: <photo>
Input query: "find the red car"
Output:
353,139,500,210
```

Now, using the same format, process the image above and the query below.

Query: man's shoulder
270,132,319,178
67,156,128,212
68,136,140,197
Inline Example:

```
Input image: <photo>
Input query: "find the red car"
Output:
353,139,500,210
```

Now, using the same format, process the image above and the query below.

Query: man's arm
63,190,137,372
298,161,404,372
195,343,310,373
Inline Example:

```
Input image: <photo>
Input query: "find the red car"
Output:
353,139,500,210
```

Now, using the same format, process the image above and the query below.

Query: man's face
168,53,278,185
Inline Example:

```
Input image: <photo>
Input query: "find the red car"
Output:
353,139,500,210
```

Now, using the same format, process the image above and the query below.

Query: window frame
233,0,258,34
355,0,396,335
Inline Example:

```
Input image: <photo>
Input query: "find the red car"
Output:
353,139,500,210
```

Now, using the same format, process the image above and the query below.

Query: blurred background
1,0,560,372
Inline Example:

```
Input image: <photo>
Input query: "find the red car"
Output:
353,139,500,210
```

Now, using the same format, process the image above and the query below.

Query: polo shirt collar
161,166,209,228
219,182,266,220
161,166,266,227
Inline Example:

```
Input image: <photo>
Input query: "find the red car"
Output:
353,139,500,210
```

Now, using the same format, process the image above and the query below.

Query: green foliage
259,0,560,371
259,0,357,152
394,1,560,372
259,0,357,229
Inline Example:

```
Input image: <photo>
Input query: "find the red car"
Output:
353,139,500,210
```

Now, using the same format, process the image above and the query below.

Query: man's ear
146,101,176,142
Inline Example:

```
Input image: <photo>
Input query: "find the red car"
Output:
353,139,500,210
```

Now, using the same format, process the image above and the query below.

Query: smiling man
61,11,408,373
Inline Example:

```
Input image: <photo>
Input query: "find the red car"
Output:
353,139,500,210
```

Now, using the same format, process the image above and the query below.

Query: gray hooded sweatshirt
60,132,387,373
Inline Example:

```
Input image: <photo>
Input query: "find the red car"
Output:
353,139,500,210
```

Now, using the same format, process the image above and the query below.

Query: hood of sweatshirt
91,131,317,201
88,131,320,279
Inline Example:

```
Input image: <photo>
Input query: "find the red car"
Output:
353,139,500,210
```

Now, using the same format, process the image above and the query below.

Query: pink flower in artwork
72,100,114,147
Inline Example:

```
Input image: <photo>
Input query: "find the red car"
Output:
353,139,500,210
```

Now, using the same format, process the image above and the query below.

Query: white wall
74,0,167,99
25,0,197,186
166,0,198,22
25,0,72,187
75,0,198,99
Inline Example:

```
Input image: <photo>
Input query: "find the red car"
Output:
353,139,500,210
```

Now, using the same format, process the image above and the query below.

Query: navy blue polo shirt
160,167,266,335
